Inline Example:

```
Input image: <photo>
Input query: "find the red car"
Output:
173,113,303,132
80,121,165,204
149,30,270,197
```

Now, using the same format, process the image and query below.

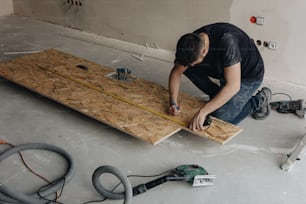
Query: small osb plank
0,49,242,144
184,117,242,144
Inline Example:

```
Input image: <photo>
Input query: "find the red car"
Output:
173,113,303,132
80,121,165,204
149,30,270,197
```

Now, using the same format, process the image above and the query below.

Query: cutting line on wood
37,65,187,127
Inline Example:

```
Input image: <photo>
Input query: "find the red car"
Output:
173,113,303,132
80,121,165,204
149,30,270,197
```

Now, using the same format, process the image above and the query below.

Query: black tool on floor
270,99,305,118
117,68,132,80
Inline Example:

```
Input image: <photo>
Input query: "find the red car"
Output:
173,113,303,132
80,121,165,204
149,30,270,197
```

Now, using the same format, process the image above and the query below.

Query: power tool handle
132,176,168,196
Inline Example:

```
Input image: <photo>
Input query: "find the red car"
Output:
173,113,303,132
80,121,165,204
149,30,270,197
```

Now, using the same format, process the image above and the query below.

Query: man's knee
211,109,236,123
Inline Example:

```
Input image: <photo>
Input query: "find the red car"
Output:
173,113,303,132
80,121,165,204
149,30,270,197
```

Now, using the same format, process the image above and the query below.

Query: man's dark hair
175,33,204,66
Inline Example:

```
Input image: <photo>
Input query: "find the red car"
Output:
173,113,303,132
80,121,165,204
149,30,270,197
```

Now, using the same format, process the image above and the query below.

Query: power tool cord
92,165,133,204
272,92,292,100
0,143,75,204
0,140,63,203
0,141,172,204
86,167,172,204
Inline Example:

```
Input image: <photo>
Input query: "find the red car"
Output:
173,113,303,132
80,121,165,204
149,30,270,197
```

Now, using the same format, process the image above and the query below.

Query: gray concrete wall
0,0,13,16
13,0,233,50
12,0,306,86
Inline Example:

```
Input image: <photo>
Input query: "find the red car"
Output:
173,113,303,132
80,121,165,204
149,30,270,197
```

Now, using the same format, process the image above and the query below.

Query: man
168,22,272,131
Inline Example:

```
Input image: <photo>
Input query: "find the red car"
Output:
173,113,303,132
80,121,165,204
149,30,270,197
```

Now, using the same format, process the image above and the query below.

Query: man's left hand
189,109,207,131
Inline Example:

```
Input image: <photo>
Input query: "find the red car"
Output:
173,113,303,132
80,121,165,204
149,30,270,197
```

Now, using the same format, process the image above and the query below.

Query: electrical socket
66,0,82,7
255,17,264,25
268,41,277,50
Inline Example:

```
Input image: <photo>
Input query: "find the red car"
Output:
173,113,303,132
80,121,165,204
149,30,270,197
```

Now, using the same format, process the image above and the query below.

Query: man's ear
202,48,208,57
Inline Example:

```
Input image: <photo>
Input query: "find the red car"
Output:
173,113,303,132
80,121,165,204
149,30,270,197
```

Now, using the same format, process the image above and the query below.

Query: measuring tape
37,65,187,127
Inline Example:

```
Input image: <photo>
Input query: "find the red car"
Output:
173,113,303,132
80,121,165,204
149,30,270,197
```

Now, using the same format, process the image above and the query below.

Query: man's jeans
184,70,263,124
211,80,262,124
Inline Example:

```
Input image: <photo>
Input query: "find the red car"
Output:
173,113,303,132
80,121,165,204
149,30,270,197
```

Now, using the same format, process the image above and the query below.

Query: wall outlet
66,0,82,7
255,17,264,25
268,41,277,50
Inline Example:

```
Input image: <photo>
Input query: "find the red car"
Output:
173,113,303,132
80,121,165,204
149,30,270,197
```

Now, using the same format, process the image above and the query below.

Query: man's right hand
169,104,180,116
168,64,187,116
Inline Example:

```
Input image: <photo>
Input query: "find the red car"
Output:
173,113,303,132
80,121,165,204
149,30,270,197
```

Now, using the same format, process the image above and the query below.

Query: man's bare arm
168,64,188,115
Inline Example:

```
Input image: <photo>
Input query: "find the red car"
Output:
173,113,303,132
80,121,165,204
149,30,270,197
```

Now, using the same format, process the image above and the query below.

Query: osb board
0,49,242,144
0,57,181,145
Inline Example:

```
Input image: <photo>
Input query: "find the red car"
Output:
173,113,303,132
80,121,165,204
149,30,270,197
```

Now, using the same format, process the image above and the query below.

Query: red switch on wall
250,16,257,24
250,16,264,25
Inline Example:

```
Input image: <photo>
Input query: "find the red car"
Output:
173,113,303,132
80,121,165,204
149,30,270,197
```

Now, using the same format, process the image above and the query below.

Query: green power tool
92,164,215,204
132,164,215,196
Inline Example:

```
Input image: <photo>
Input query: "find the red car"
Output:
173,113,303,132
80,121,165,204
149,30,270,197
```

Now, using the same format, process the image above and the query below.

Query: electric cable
0,143,75,204
91,165,132,204
0,140,61,202
37,178,66,204
86,167,171,204
127,170,171,178
272,92,292,101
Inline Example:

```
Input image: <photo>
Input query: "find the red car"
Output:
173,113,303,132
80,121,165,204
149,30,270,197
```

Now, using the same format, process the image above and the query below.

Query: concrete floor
0,15,306,204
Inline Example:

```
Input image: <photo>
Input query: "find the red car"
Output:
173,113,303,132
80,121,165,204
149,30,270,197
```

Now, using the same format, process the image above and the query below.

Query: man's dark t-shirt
186,23,264,82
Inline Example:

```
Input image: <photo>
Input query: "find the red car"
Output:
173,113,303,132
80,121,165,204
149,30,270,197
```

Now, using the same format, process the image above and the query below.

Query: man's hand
169,104,180,116
188,62,241,131
168,64,188,116
189,109,207,131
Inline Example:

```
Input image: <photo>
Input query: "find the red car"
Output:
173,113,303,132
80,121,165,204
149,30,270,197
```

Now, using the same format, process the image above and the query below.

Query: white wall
0,0,13,16
12,0,306,86
230,0,306,86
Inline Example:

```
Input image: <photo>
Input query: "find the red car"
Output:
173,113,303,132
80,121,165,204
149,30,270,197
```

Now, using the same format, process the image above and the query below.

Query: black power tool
269,99,305,118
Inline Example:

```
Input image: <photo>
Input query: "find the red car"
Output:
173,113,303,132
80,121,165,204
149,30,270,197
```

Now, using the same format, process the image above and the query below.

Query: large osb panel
0,49,242,144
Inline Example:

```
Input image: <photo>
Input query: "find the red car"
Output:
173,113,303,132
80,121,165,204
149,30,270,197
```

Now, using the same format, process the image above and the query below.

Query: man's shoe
252,87,272,120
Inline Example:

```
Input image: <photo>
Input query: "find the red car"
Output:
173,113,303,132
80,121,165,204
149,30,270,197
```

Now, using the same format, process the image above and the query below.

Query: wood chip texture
0,49,242,144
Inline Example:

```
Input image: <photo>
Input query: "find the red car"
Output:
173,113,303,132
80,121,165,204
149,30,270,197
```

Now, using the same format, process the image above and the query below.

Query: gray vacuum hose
92,165,132,204
0,143,75,204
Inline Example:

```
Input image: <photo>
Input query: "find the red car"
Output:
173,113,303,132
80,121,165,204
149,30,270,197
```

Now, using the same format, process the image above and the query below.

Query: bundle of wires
0,141,75,204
